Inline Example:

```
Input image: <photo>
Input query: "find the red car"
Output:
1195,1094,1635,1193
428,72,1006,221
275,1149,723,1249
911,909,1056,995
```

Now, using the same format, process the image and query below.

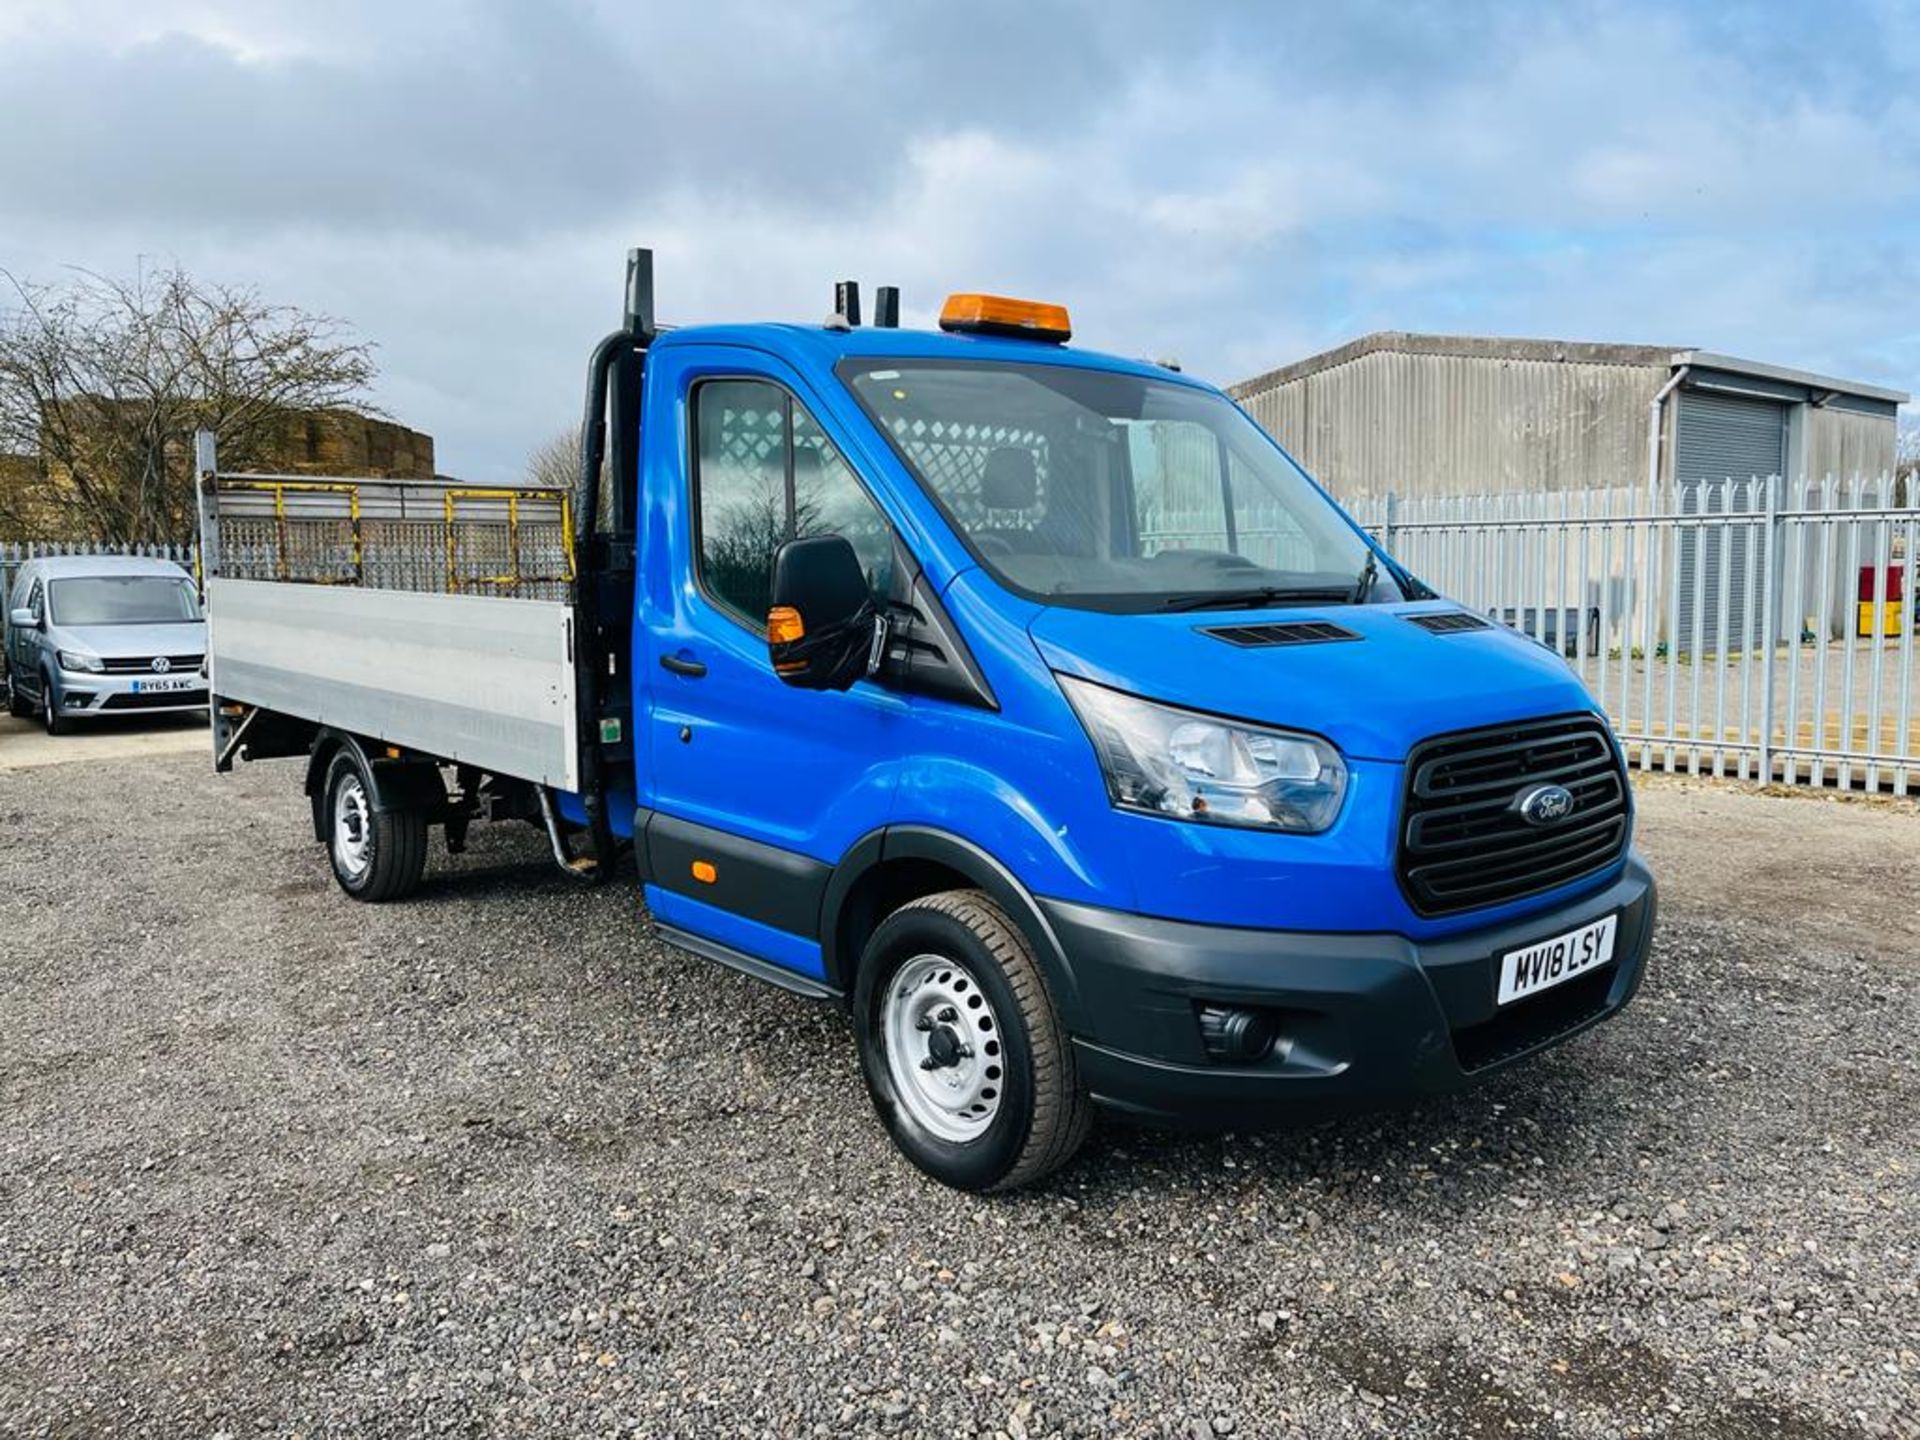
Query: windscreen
841,359,1406,613
49,575,201,626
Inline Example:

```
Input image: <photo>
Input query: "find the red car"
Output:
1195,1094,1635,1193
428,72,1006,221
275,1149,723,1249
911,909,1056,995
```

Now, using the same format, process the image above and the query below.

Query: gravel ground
0,757,1914,1438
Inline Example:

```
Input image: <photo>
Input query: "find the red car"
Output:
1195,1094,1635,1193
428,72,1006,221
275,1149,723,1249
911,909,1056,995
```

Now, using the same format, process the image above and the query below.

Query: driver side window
693,379,891,631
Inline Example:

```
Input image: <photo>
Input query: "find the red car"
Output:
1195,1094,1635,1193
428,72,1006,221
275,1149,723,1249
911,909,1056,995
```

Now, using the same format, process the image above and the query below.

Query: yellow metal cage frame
211,479,576,595
442,488,577,594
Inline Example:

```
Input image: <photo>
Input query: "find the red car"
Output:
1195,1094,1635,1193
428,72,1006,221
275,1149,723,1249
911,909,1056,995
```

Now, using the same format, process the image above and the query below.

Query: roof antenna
833,280,862,328
624,248,655,340
873,286,900,328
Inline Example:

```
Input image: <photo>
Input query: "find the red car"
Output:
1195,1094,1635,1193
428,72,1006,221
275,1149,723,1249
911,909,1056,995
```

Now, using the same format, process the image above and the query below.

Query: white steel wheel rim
882,952,1007,1144
332,774,373,881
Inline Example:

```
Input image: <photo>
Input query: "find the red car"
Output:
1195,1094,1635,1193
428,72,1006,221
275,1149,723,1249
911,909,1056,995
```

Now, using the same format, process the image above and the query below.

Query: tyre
5,671,29,718
854,889,1091,1191
323,747,427,902
41,671,70,735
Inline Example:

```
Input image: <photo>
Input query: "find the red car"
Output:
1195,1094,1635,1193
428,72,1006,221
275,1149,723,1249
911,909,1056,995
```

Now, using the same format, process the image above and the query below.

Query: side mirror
8,607,37,630
767,534,878,691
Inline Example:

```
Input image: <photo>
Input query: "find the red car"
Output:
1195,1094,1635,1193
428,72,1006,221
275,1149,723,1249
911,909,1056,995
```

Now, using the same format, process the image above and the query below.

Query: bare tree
526,426,580,492
0,262,378,542
528,424,620,534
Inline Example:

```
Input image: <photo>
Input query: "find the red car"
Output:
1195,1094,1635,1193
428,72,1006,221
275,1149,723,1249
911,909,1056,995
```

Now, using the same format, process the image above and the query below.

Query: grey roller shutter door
1675,391,1788,488
1673,391,1786,657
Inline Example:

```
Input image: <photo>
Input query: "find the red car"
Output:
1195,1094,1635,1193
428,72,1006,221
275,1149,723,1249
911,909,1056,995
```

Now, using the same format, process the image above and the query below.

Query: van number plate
1497,913,1617,1006
130,677,195,694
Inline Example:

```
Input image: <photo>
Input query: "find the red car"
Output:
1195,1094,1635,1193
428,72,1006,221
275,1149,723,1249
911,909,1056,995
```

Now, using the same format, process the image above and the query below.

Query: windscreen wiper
1352,550,1379,605
1160,585,1356,613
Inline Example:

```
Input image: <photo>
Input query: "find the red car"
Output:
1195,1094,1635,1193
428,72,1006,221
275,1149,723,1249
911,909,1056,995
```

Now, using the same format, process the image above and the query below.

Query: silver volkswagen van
5,555,207,735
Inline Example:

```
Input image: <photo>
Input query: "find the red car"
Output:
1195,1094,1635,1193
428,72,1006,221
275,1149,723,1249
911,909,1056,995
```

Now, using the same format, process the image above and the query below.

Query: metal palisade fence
1348,475,1920,794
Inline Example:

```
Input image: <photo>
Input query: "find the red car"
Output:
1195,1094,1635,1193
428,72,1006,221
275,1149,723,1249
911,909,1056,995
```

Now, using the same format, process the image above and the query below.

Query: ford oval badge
1518,783,1575,827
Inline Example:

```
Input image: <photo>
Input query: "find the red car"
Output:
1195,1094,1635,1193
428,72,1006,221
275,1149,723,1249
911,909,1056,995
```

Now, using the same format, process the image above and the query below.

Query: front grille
102,689,207,711
101,654,203,674
1451,967,1615,1072
1198,621,1361,648
1399,714,1628,916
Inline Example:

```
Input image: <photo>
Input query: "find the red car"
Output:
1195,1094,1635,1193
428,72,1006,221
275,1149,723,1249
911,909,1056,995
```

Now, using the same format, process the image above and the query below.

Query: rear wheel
6,671,29,718
324,747,427,902
854,890,1091,1191
41,671,70,735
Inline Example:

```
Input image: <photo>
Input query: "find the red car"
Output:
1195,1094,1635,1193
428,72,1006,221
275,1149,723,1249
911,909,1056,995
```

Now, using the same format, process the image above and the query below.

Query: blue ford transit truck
200,253,1656,1191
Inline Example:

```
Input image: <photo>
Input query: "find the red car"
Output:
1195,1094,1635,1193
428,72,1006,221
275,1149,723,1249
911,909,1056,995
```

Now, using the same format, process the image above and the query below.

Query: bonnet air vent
1199,620,1363,648
1404,611,1493,635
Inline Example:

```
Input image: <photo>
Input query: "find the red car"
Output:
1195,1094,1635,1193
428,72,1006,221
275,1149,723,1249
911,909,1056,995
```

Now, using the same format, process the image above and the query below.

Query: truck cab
201,260,1655,1191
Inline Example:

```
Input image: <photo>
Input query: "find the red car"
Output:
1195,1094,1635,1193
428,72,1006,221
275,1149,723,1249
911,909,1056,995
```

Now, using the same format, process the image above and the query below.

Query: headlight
57,650,103,673
1058,674,1347,833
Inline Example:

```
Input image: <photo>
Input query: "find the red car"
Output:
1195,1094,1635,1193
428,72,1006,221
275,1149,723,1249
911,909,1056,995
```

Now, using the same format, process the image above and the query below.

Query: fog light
1197,1004,1278,1064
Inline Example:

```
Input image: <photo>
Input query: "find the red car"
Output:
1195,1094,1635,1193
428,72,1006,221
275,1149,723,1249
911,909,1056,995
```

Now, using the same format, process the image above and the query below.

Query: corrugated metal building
1229,332,1906,500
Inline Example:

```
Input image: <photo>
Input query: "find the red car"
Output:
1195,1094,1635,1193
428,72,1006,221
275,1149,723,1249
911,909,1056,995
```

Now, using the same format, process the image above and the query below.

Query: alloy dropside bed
196,434,583,792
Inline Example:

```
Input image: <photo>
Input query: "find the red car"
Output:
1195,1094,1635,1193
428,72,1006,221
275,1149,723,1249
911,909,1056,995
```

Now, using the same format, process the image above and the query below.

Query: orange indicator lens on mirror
691,860,717,884
768,606,806,644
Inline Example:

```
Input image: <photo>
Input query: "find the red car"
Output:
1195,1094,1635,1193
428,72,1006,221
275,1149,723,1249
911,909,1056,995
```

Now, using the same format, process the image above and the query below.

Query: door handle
659,652,707,678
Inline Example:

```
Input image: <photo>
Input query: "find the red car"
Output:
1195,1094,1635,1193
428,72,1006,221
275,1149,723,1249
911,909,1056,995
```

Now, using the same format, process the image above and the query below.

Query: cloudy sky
2,0,1916,477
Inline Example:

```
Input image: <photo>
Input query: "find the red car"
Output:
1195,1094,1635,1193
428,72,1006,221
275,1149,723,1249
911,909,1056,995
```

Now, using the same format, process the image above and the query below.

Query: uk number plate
130,676,195,694
1497,913,1617,1006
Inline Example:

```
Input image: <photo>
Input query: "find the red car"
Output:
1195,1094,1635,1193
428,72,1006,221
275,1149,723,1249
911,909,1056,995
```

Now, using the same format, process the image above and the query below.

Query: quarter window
694,379,891,628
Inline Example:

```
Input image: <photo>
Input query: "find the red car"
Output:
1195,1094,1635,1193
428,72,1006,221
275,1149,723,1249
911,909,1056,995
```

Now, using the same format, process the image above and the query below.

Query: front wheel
323,747,427,902
854,890,1091,1191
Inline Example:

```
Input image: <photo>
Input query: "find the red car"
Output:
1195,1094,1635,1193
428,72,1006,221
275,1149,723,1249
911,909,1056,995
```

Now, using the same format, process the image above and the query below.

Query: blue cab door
636,344,906,980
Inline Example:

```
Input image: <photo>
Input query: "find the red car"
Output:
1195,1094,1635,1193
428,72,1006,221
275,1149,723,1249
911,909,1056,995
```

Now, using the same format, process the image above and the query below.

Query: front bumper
54,667,208,718
1041,854,1656,1126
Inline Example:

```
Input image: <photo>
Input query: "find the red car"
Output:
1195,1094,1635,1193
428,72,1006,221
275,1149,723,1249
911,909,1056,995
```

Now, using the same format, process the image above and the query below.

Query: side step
653,922,842,1003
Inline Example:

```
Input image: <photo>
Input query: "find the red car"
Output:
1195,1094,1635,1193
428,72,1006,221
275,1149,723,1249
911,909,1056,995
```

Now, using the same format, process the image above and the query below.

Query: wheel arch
304,730,349,840
820,825,1084,1026
303,729,447,842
